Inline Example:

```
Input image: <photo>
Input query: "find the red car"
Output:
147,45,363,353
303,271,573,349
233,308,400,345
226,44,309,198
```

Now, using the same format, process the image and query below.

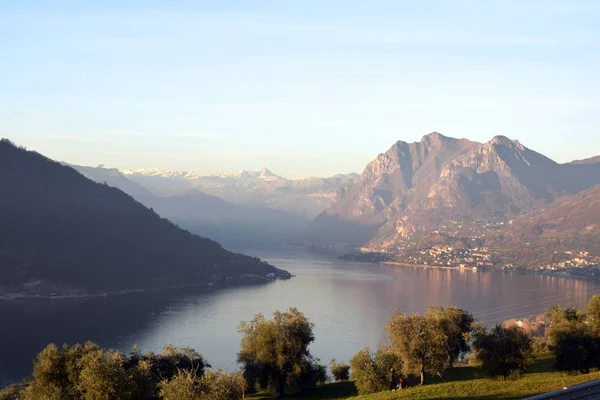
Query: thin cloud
186,133,230,138
105,130,229,139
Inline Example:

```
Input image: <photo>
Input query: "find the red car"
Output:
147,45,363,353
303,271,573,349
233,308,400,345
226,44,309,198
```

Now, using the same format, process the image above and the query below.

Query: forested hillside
0,139,287,296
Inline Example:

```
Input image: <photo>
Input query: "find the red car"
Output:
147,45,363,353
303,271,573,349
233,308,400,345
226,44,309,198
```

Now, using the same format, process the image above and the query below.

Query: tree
76,349,132,400
549,303,600,373
20,343,69,400
349,348,380,395
386,312,447,385
373,347,403,382
428,306,474,368
313,364,328,385
18,341,208,400
0,385,22,400
472,324,533,380
329,359,350,382
238,308,315,396
587,295,600,327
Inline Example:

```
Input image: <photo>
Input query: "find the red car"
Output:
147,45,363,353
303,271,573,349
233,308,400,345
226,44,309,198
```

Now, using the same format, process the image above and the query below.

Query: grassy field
247,354,600,400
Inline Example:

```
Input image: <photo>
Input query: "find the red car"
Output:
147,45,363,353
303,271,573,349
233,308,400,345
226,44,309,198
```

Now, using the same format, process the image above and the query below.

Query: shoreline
383,261,600,283
382,261,473,271
0,275,292,301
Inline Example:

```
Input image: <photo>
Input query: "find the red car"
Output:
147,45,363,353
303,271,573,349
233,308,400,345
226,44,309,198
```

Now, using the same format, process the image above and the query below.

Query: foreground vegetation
5,296,600,399
250,354,600,400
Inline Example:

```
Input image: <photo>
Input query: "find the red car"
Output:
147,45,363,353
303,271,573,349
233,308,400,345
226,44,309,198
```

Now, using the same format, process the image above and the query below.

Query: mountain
0,139,289,297
121,168,202,195
569,156,600,165
488,184,600,267
69,165,310,250
309,132,600,250
64,163,154,199
121,166,358,218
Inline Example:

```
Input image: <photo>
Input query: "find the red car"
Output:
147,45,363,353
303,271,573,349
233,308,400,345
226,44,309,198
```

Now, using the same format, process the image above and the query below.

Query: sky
1,1,599,178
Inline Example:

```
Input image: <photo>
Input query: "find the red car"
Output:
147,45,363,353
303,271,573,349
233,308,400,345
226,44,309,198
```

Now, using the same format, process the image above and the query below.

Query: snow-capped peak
121,168,201,180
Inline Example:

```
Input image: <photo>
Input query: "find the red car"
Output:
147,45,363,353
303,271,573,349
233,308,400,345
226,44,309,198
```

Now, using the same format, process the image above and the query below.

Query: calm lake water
1,249,598,386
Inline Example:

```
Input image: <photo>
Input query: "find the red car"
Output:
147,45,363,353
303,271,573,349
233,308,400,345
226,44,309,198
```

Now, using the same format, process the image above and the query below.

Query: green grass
245,353,600,400
247,382,357,400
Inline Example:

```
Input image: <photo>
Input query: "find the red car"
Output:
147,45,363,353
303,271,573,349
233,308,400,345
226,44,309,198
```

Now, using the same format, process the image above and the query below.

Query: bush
0,385,21,400
349,347,403,395
16,342,211,400
532,337,549,355
349,348,379,395
315,363,328,385
158,369,245,400
330,359,350,382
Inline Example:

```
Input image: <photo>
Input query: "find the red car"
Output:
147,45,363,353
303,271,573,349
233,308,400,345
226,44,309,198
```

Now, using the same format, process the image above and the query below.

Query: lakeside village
343,246,600,280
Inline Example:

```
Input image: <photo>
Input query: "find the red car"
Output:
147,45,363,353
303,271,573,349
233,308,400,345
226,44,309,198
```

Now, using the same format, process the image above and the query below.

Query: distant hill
569,155,600,165
309,132,600,251
64,163,154,199
0,139,288,296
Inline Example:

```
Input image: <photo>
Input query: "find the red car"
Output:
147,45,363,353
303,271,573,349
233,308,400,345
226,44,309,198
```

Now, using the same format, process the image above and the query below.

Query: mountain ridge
309,132,600,256
0,139,289,297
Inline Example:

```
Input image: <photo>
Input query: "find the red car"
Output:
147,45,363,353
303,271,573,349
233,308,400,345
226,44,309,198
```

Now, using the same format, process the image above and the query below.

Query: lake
1,249,598,386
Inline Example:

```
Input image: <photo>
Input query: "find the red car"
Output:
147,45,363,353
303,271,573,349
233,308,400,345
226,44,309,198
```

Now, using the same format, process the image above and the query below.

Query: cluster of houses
404,245,495,268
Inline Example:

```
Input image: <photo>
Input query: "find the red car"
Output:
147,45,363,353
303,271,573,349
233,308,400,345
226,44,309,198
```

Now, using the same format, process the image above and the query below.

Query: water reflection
0,251,597,386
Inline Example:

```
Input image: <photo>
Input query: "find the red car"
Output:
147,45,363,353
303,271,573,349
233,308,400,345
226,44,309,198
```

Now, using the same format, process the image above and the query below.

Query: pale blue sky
1,1,599,178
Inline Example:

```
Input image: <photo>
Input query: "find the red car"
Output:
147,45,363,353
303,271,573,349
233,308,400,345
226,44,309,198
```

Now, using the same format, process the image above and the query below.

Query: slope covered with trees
0,139,288,296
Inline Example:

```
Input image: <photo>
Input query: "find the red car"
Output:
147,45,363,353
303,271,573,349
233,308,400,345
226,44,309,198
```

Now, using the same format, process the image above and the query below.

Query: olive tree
472,324,533,380
349,347,403,395
76,349,133,400
428,306,474,368
387,312,448,385
549,303,600,373
587,295,600,327
238,307,315,396
329,359,350,382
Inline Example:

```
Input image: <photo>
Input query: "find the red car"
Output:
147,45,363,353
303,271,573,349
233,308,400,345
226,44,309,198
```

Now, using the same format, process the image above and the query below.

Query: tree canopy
386,312,448,385
472,324,533,380
428,306,475,368
238,307,315,396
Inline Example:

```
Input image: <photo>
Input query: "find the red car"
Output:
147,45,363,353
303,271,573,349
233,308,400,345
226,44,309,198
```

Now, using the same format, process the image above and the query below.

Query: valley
63,132,600,276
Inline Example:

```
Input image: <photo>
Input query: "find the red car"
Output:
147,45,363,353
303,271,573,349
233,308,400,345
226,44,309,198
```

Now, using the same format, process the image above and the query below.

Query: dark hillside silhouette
0,139,286,295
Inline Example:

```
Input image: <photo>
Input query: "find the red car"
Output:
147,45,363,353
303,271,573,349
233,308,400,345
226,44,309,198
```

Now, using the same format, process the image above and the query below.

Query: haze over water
1,249,596,386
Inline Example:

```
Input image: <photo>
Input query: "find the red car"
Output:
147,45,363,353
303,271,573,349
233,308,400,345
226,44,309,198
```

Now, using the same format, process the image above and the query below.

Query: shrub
330,358,350,382
0,385,21,400
158,369,245,400
349,348,379,395
17,342,209,400
349,347,403,395
314,363,328,385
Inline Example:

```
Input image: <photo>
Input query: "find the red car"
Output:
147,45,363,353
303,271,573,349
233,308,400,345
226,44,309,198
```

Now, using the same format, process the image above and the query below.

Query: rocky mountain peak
421,131,448,145
311,131,600,250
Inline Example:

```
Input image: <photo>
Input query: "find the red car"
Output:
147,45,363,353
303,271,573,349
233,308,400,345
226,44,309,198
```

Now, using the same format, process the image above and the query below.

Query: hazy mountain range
69,132,600,267
118,166,358,219
4,131,600,277
67,164,356,250
0,139,288,297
